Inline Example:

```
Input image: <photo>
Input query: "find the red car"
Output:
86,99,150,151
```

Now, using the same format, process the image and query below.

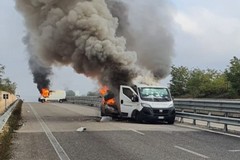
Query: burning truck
100,84,176,124
38,88,66,103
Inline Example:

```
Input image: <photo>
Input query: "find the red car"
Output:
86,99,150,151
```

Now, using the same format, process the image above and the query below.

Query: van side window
123,88,134,100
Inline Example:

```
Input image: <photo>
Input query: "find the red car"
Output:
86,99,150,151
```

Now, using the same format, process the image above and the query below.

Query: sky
0,0,240,101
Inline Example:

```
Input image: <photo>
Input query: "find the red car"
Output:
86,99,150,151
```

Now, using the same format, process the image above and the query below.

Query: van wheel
167,117,175,124
59,99,63,103
132,111,141,123
101,110,105,117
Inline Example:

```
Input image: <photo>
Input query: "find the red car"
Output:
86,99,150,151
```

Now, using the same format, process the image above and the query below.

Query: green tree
87,91,99,96
66,90,75,96
186,69,227,98
0,64,5,91
170,66,190,97
187,69,204,97
1,78,17,94
0,64,4,82
0,64,17,94
225,56,240,96
198,69,227,97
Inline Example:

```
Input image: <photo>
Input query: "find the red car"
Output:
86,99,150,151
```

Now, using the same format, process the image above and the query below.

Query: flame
41,88,49,98
99,86,116,106
106,98,116,106
99,86,109,96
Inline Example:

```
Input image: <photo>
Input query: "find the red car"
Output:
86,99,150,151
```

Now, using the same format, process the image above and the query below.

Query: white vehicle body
39,90,66,103
119,85,175,123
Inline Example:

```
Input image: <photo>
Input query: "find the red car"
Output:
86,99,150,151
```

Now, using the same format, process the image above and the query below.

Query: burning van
100,86,119,117
100,84,175,124
38,88,66,103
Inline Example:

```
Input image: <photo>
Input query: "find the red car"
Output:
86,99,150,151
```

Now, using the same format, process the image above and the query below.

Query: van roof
135,84,168,88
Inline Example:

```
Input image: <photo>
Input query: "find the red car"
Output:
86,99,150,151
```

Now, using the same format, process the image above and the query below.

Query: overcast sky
0,0,239,101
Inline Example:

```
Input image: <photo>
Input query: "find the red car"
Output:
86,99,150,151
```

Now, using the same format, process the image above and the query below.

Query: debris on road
100,116,112,122
76,127,86,132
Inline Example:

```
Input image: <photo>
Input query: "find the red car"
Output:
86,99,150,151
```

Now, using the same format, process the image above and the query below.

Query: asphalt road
10,102,240,160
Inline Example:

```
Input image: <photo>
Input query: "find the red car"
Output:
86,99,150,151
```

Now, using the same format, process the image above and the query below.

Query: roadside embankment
0,100,23,160
0,91,17,115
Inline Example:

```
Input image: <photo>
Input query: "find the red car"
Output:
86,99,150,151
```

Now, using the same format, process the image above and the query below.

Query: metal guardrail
66,96,101,107
66,96,240,131
0,99,20,131
174,99,240,131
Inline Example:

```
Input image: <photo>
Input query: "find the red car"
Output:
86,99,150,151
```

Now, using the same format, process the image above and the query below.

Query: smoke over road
16,0,174,92
107,0,175,79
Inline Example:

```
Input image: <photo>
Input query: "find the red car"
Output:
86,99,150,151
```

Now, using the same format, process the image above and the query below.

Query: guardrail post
207,112,211,128
180,109,184,123
224,113,228,132
193,109,196,125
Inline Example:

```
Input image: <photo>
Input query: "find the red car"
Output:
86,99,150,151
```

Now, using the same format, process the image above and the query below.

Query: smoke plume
16,0,174,92
23,34,52,92
107,0,175,79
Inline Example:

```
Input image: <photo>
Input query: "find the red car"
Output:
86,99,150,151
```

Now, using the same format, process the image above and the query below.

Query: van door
120,85,139,118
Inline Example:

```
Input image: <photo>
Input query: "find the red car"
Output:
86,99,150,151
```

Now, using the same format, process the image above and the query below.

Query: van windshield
138,87,171,102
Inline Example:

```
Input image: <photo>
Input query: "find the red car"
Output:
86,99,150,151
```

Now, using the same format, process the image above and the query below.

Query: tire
132,111,141,123
59,99,63,103
101,110,105,117
100,106,105,117
167,116,175,124
41,99,45,103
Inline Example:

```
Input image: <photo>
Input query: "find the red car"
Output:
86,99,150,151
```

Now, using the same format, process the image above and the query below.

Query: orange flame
106,98,116,106
99,86,109,96
41,88,49,98
99,86,116,106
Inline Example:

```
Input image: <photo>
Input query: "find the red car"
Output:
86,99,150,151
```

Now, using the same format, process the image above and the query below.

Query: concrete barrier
0,91,17,115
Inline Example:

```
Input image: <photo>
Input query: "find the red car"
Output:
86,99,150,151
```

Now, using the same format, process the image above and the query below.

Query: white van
38,90,66,103
101,85,175,124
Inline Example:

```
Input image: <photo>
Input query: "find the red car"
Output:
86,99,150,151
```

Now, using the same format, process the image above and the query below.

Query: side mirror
171,96,174,100
131,95,139,102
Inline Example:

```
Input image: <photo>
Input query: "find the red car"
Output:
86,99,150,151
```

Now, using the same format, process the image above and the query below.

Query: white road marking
28,103,70,160
229,150,240,152
117,126,145,136
130,129,145,135
176,123,240,139
174,145,209,159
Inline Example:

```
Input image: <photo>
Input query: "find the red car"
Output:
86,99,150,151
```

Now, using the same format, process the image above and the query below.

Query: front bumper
139,107,176,122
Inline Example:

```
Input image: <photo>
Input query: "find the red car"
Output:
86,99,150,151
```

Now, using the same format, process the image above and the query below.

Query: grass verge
0,100,23,160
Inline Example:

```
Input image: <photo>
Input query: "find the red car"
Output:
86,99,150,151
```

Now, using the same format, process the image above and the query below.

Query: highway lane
10,102,240,160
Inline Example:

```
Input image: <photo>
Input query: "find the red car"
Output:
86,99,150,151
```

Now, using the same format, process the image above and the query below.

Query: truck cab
101,84,175,124
120,85,175,124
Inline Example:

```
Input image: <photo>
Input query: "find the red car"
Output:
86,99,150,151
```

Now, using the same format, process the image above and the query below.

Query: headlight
168,103,174,108
141,103,151,108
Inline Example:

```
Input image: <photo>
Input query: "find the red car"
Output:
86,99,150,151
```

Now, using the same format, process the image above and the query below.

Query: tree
187,69,228,98
170,65,229,98
66,90,75,96
186,68,205,97
87,91,99,96
0,64,6,91
0,64,17,94
0,64,4,83
170,66,190,97
225,56,240,96
1,78,17,94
